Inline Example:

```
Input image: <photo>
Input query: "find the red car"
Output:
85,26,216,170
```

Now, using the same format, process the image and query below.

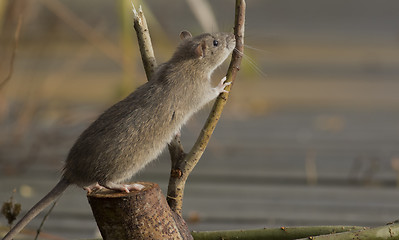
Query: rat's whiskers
234,48,267,79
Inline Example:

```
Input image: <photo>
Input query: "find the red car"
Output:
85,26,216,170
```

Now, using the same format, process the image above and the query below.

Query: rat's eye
213,40,219,47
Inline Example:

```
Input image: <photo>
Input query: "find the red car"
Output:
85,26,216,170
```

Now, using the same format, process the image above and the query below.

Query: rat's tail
2,178,70,240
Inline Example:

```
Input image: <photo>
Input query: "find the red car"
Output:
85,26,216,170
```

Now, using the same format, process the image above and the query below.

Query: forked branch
166,0,246,215
132,0,246,216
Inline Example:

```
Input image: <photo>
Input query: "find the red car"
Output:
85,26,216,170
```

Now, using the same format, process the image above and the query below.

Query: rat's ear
194,40,207,58
180,30,192,40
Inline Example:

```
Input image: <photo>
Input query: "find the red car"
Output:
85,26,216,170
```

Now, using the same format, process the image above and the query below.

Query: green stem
192,226,366,240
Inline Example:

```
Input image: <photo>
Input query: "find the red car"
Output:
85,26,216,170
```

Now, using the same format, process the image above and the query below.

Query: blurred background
1,0,399,239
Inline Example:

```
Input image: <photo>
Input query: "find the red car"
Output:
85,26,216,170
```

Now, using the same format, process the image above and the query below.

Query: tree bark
87,182,192,240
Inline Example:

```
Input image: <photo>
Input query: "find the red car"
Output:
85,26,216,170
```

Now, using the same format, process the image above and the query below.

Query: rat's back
62,75,181,187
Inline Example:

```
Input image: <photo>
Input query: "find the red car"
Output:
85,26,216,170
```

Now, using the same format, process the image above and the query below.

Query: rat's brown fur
3,31,235,240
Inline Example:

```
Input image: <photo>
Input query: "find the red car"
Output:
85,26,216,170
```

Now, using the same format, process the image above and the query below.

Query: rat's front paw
215,76,231,94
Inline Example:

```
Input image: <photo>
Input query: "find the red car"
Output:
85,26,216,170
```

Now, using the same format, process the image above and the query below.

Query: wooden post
87,182,193,240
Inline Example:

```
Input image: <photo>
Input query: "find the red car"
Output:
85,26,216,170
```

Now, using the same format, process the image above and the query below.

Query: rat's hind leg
100,182,145,193
84,182,104,193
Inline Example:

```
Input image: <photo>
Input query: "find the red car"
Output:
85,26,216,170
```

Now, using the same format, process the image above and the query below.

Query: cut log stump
87,182,192,240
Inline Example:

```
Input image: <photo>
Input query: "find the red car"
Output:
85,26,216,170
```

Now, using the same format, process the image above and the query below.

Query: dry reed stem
0,15,22,90
39,0,122,64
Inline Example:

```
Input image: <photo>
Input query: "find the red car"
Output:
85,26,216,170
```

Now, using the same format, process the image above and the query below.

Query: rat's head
171,31,236,72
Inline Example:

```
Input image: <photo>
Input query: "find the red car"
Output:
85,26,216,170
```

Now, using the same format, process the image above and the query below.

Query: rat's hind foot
84,182,104,194
215,76,231,94
101,182,145,193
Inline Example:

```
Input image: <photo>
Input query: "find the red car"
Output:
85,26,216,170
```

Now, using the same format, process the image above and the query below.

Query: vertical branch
167,0,246,215
132,3,157,80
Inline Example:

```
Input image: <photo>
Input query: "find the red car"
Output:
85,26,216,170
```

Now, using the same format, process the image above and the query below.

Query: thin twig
132,3,157,80
0,15,22,90
167,0,246,215
34,200,59,240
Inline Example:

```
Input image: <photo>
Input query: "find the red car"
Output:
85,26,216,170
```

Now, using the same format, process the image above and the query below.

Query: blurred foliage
1,190,21,227
116,0,138,97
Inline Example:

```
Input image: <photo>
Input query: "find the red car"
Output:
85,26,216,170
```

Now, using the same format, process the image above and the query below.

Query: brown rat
3,30,235,240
